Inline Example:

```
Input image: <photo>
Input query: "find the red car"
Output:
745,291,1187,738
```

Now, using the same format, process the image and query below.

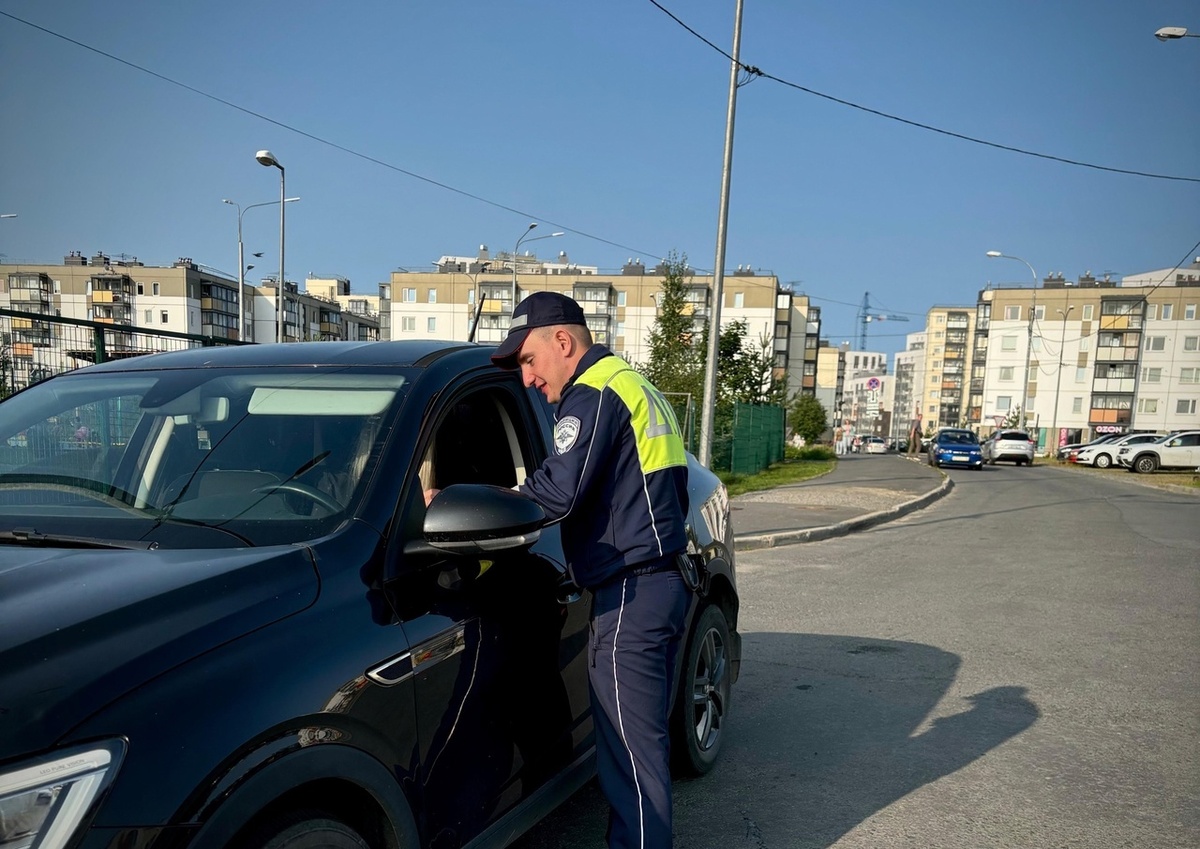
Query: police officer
491,291,690,849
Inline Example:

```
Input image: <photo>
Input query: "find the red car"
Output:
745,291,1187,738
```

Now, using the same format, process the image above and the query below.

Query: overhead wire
645,0,1200,185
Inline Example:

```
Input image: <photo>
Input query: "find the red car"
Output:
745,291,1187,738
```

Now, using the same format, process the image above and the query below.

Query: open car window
0,367,410,548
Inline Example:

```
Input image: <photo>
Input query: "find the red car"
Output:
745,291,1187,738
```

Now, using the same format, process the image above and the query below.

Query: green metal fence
711,402,786,475
0,307,249,397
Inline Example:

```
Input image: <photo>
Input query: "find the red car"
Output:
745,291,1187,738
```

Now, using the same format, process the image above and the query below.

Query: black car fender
187,743,420,849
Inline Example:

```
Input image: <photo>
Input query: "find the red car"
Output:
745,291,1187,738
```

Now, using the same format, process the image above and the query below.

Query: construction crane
856,291,910,349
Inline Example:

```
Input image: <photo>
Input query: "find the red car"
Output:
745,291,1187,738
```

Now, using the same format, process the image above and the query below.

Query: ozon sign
1095,425,1127,434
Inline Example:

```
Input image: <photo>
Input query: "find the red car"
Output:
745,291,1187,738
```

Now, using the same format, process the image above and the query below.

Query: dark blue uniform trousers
589,564,690,849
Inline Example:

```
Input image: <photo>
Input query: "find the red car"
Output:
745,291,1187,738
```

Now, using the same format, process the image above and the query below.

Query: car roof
72,340,490,374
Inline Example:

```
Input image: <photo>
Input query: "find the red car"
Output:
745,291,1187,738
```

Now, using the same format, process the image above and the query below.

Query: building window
1141,367,1162,383
428,289,437,304
137,282,144,295
401,316,415,332
616,321,626,337
1001,335,1017,351
1071,397,1082,413
1187,304,1197,320
932,360,941,369
1075,367,1087,382
1034,305,1045,321
1079,336,1090,352
999,366,1014,381
1137,398,1158,414
1146,304,1159,321
733,292,744,308
934,331,943,339
402,288,416,303
1177,399,1197,415
1144,336,1166,352
144,309,153,323
427,317,436,333
930,390,940,398
1161,303,1174,320
930,375,939,384
467,289,475,305
1182,367,1200,384
160,311,169,323
1081,304,1094,320
1004,306,1020,321
996,396,1011,411
936,315,945,324
1031,337,1042,352
617,291,627,307
152,282,160,296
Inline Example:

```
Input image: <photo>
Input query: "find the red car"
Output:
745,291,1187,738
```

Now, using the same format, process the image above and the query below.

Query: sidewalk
731,452,949,550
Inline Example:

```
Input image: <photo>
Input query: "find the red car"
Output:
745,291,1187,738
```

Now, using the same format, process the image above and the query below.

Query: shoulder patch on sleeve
554,416,582,454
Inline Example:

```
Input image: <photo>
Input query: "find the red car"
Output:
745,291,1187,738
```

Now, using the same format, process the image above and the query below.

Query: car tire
239,813,370,849
1134,455,1158,474
1094,454,1111,469
672,603,731,777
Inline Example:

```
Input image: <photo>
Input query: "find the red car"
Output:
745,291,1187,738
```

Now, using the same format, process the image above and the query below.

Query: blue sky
2,0,1197,358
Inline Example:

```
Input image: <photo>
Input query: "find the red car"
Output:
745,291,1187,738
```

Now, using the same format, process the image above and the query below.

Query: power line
646,0,1200,185
0,10,670,266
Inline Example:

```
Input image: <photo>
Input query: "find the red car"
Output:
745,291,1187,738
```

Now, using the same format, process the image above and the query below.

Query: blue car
927,428,984,469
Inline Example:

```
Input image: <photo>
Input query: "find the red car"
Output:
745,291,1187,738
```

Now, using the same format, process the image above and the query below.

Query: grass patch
719,452,835,497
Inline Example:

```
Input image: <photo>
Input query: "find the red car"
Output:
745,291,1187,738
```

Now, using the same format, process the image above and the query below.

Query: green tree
1002,405,1023,428
641,251,703,401
789,394,828,445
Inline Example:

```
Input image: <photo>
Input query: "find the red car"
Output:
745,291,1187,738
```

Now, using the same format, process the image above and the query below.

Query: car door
382,374,592,847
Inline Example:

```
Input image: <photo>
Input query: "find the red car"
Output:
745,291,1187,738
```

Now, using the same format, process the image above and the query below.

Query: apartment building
1,253,379,391
892,332,927,442
912,306,977,432
379,250,823,399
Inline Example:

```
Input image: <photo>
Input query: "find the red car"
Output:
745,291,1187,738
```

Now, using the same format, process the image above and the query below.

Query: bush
785,444,835,462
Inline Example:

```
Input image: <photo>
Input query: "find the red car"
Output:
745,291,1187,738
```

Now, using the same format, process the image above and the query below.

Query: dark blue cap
490,291,586,369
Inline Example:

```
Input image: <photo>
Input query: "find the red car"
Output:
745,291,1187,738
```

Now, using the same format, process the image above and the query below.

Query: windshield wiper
0,528,159,550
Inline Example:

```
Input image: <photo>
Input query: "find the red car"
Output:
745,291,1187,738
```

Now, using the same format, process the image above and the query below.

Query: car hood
0,545,319,758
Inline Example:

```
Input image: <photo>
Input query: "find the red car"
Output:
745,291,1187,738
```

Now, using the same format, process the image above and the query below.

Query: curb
732,473,953,551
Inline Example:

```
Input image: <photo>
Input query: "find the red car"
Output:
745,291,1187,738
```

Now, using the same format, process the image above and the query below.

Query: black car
0,341,741,849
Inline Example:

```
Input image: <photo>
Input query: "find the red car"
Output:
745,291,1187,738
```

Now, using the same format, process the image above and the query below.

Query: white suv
1117,431,1200,473
1073,433,1165,469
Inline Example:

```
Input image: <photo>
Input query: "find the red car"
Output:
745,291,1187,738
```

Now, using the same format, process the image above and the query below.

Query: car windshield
0,366,409,548
939,431,978,445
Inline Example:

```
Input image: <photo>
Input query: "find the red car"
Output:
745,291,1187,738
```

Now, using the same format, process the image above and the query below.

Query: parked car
1072,433,1166,468
1056,433,1124,461
864,436,887,454
981,430,1036,466
0,341,741,849
1117,430,1200,473
926,428,983,469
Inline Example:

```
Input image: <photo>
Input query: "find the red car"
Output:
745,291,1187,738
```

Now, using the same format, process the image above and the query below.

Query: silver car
982,429,1036,466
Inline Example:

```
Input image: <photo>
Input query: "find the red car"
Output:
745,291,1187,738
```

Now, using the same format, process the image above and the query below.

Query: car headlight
0,741,123,849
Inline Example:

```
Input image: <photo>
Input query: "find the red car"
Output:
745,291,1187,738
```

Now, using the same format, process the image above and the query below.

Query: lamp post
255,150,286,343
987,251,1039,430
1049,305,1075,457
509,223,564,309
466,261,492,343
223,197,299,341
1155,26,1198,41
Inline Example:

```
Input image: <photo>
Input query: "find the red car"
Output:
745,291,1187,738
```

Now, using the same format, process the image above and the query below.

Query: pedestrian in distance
490,291,692,849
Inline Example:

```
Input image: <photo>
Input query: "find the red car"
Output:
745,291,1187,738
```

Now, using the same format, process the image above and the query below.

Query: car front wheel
1134,455,1159,474
1094,453,1112,469
240,813,371,849
672,603,731,776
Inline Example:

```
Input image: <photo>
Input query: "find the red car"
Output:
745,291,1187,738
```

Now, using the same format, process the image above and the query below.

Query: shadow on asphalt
511,633,1039,849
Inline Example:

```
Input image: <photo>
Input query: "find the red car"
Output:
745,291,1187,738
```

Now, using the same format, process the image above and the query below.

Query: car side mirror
418,483,545,555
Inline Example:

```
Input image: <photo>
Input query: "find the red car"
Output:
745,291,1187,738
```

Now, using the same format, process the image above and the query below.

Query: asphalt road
511,462,1200,848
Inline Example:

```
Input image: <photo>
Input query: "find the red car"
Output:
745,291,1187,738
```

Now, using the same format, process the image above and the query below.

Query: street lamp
1049,305,1075,456
509,223,564,307
987,251,1039,430
255,150,286,343
1155,26,1197,41
222,196,299,341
